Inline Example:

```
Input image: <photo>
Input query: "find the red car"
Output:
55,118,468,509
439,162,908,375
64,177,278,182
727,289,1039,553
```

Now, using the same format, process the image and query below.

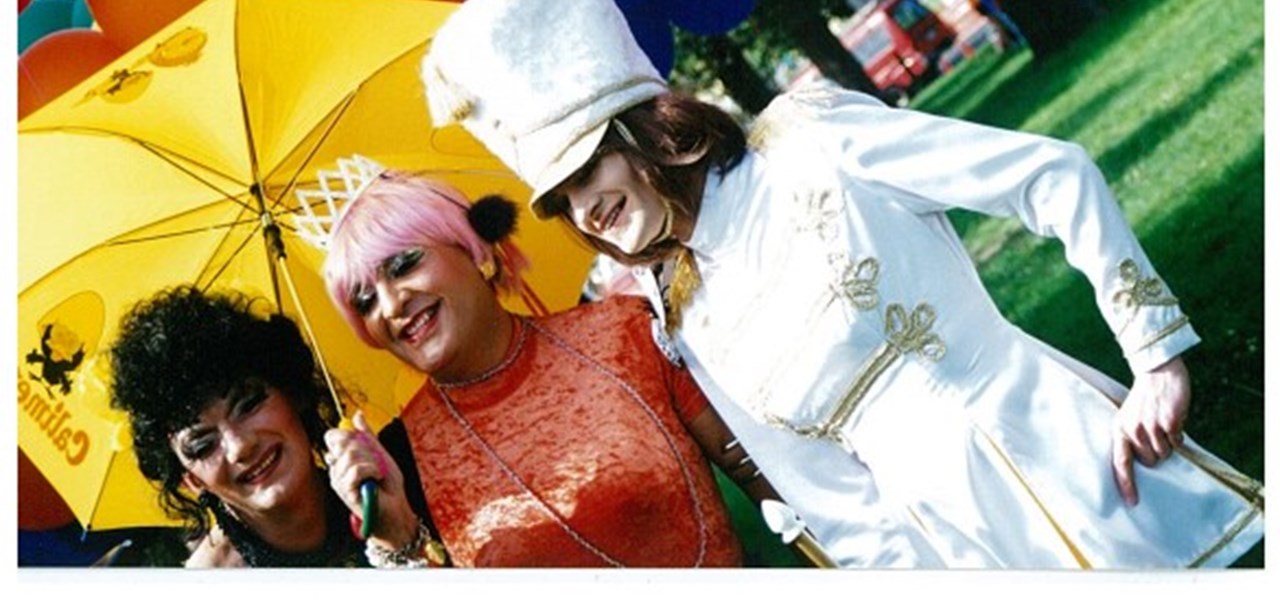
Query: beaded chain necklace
433,316,709,568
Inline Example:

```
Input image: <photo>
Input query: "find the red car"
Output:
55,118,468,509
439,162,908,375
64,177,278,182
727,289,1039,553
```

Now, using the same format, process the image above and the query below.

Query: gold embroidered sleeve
1107,258,1199,371
1110,258,1179,332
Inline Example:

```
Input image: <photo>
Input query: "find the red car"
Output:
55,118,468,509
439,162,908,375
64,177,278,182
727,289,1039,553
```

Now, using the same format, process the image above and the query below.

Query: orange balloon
18,28,122,119
85,0,203,51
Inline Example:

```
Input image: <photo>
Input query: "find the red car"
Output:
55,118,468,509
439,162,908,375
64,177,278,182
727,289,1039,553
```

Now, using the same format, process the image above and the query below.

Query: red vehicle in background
840,0,956,105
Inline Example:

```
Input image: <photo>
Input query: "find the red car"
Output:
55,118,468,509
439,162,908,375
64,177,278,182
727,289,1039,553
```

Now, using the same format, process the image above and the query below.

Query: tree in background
673,0,887,115
1000,0,1106,56
756,0,883,99
674,31,779,115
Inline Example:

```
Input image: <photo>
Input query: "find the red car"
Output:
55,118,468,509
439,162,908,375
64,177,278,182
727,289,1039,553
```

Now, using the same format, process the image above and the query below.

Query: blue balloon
17,0,94,54
666,0,757,35
616,0,676,75
18,0,72,54
615,0,755,76
70,0,94,28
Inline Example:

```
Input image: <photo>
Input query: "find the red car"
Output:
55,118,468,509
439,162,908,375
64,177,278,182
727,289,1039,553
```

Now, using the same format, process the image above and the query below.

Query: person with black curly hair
108,286,428,568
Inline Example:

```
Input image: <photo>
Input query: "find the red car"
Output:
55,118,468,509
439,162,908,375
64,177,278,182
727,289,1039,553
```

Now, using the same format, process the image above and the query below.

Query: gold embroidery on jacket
1112,258,1178,331
711,187,859,372
1136,315,1190,352
746,119,772,151
766,302,945,449
795,188,843,242
748,252,880,416
1188,504,1262,567
793,187,882,315
826,255,881,312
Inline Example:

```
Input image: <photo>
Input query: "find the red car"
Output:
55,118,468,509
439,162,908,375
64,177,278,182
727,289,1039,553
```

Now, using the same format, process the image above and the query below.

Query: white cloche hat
422,0,668,219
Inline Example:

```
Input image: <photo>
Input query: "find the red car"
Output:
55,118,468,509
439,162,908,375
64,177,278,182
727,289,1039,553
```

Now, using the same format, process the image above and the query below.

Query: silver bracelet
364,519,438,568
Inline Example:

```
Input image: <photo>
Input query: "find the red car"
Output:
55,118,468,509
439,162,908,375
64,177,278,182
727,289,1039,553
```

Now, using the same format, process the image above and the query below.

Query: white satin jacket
643,84,1263,568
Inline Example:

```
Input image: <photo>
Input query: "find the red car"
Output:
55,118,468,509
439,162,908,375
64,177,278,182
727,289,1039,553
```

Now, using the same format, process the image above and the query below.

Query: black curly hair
108,285,337,540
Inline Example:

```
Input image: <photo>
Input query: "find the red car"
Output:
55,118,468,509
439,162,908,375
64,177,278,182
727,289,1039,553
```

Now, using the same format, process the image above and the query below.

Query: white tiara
292,154,387,249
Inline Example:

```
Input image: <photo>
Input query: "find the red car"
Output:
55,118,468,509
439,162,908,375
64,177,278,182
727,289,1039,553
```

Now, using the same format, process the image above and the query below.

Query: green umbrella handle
360,480,378,540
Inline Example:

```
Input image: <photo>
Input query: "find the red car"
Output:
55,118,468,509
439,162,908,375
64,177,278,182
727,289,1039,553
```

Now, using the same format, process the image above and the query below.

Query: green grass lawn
912,0,1264,565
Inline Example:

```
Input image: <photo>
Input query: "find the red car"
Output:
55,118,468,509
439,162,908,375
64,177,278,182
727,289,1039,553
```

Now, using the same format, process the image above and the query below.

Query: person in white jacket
420,0,1264,568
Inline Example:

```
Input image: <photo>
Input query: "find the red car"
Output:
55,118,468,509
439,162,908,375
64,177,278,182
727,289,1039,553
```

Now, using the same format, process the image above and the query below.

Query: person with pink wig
307,158,768,567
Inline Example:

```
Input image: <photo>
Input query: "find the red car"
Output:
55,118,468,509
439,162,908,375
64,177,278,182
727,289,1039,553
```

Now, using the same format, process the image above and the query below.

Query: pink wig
322,170,528,347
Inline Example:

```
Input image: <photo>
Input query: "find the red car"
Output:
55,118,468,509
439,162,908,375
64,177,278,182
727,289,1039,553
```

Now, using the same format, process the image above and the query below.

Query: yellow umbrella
18,0,593,532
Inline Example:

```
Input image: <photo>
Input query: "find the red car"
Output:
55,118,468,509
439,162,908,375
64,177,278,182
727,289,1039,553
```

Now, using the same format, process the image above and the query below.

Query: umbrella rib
138,140,258,215
230,18,287,312
232,9,267,208
104,217,262,246
19,202,261,296
84,451,120,534
20,126,253,208
197,217,265,290
276,256,345,419
265,92,360,216
264,39,431,216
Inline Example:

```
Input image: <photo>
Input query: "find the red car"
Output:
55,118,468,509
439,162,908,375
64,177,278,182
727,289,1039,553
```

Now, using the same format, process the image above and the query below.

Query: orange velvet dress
401,296,742,568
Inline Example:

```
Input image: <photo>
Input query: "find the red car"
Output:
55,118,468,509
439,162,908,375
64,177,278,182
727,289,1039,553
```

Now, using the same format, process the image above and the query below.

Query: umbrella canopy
18,0,593,531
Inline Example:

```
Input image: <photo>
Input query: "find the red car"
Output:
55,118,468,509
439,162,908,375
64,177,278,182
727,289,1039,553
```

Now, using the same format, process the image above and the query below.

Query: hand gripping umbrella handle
360,480,378,540
338,413,380,541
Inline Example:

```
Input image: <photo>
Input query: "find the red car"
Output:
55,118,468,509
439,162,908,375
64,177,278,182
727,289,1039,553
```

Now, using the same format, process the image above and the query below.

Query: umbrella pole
276,253,343,418
258,211,287,317
264,217,380,539
259,212,345,421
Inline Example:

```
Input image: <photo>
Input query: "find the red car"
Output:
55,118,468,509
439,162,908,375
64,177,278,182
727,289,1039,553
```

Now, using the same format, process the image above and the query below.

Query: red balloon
85,0,203,51
18,28,122,119
18,449,77,531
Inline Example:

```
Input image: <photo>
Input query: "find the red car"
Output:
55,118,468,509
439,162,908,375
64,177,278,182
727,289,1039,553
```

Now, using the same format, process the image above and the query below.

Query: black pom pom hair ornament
461,193,549,316
467,194,519,243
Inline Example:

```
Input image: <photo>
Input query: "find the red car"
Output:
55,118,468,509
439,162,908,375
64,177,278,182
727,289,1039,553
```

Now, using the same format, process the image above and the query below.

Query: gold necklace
432,317,709,567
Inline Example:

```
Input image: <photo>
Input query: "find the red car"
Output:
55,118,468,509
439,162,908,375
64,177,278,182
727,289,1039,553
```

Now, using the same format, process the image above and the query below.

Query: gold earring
479,260,496,281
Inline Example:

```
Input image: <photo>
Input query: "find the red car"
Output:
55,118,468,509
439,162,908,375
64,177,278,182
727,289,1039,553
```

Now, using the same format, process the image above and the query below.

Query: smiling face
559,152,671,255
348,243,504,380
172,381,315,518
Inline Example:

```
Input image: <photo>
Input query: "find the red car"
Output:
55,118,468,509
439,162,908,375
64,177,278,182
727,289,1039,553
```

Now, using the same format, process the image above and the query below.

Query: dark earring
198,491,219,509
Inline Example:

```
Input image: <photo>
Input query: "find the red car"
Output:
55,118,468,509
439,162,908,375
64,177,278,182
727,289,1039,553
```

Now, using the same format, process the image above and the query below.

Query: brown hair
541,92,747,266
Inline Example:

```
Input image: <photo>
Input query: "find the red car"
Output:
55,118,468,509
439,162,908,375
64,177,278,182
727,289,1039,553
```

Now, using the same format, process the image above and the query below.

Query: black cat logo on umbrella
26,322,85,396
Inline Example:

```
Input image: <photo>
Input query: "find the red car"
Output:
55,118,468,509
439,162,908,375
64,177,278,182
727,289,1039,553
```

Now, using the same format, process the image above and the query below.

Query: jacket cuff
1119,309,1200,373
